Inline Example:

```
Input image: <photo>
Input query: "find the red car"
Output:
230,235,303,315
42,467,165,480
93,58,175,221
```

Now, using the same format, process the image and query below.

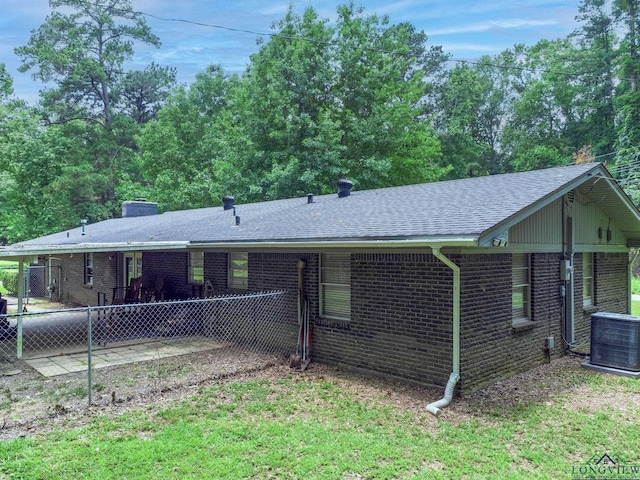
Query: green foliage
116,63,177,124
0,268,18,294
15,0,160,128
136,65,238,210
7,0,640,242
0,63,13,100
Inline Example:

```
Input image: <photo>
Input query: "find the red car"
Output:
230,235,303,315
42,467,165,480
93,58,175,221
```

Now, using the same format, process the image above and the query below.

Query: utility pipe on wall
427,248,461,417
629,249,639,314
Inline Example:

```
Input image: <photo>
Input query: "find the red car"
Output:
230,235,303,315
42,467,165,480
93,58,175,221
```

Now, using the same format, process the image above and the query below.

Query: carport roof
2,162,640,256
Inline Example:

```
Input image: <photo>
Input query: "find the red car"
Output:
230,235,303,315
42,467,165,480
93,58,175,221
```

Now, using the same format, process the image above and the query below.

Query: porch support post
16,259,25,359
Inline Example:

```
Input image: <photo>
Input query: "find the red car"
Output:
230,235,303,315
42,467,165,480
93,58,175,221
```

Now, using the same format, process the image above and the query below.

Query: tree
136,66,241,211
500,40,582,171
117,63,177,124
572,0,617,156
240,3,446,200
0,64,13,101
15,0,167,214
612,0,640,205
16,0,160,129
434,58,510,178
332,4,446,189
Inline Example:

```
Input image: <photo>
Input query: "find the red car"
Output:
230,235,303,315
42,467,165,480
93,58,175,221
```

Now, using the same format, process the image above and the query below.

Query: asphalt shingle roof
4,163,624,251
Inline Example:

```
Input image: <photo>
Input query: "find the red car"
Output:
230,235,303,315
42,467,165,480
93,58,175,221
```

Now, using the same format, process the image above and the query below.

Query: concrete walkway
23,338,226,377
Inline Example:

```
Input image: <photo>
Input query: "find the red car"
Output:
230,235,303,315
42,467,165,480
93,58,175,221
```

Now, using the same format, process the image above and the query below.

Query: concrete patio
22,338,226,377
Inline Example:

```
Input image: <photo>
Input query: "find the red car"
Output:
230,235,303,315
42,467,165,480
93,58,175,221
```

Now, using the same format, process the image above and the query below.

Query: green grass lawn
1,367,638,479
633,300,640,316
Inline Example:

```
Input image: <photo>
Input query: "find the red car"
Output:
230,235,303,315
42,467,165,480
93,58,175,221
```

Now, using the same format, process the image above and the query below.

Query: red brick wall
574,252,629,342
55,253,117,306
312,253,454,388
53,248,631,394
143,251,230,299
459,253,567,394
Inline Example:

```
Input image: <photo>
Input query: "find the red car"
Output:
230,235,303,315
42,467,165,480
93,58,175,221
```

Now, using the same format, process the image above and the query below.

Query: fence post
16,261,25,359
87,306,93,406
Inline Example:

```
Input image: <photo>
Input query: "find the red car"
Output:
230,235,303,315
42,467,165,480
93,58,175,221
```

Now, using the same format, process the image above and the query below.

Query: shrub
0,268,19,295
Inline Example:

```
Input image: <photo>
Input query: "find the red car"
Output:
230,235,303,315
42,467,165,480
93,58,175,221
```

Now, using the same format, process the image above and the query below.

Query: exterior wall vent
122,200,158,218
590,312,640,371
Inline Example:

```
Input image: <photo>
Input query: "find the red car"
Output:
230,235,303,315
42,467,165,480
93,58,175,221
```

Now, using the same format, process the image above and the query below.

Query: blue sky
1,1,582,103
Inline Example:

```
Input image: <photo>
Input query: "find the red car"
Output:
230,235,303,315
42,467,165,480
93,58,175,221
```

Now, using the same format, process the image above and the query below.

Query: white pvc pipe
426,372,460,417
629,249,639,315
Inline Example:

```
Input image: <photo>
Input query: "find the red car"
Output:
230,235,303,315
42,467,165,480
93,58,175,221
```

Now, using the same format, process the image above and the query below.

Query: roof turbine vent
337,178,353,198
223,196,235,211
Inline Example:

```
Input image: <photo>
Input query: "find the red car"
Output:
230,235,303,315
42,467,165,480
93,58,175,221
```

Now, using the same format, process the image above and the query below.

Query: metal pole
16,260,25,359
87,307,93,406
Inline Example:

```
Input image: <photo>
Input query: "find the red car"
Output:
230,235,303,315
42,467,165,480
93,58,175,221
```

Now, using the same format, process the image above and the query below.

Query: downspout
629,249,639,314
426,248,461,417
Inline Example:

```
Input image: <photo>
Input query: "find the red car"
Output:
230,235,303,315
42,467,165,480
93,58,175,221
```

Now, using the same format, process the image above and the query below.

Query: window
189,251,204,284
229,252,248,289
512,253,530,324
583,253,594,307
84,253,94,286
320,253,351,321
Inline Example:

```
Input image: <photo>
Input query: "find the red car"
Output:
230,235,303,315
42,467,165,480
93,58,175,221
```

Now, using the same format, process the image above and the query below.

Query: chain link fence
0,291,296,416
0,265,61,302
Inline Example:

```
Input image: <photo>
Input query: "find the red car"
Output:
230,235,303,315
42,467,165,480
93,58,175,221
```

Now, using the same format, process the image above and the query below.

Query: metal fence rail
0,290,294,409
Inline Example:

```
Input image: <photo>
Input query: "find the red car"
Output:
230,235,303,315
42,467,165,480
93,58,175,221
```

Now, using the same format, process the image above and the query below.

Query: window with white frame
189,251,204,285
229,252,248,289
512,253,530,324
583,252,594,307
84,253,94,286
320,253,351,321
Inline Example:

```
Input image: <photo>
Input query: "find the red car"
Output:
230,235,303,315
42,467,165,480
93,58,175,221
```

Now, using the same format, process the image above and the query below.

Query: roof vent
337,179,353,198
307,193,314,204
223,195,235,211
122,200,158,218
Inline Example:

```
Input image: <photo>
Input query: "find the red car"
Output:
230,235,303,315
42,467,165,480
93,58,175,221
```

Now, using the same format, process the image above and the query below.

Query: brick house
2,163,640,399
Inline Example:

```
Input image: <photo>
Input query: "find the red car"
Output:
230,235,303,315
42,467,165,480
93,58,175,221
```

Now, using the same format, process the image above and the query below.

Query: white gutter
427,247,461,417
0,238,481,260
189,237,478,251
0,241,190,258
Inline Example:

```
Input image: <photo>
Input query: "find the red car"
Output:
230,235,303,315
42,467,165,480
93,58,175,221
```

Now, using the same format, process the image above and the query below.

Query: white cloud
428,19,558,37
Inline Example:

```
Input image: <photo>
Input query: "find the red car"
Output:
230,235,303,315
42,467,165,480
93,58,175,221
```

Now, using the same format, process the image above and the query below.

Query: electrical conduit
630,249,639,315
427,248,461,417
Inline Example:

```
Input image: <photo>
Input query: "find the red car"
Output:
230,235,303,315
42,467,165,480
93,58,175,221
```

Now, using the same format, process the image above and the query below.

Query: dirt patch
0,352,608,440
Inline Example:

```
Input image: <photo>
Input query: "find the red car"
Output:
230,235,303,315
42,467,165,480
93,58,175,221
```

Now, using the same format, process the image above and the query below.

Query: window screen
320,253,351,320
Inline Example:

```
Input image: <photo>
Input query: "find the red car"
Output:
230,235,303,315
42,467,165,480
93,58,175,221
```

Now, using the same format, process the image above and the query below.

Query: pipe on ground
426,372,460,417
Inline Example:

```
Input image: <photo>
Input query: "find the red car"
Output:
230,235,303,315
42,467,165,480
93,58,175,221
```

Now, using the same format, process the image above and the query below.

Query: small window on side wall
84,253,94,286
189,251,204,285
229,252,248,289
583,252,594,307
320,253,351,322
512,253,530,325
